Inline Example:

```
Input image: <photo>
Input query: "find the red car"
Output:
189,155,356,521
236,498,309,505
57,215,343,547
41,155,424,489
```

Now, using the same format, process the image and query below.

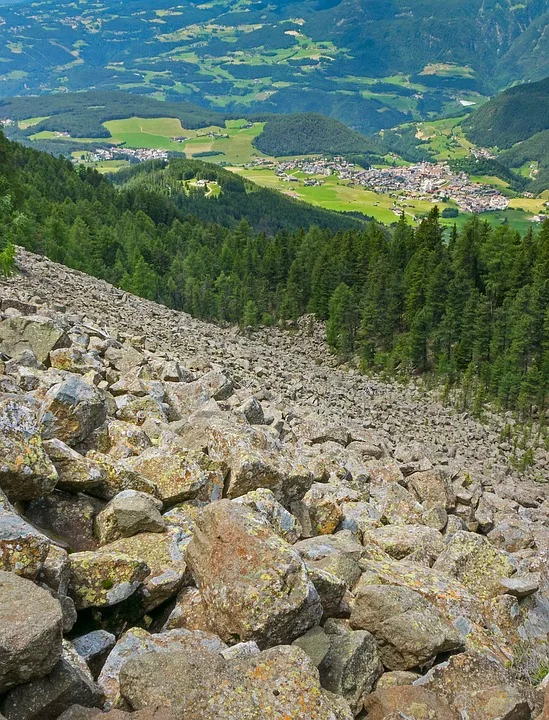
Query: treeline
1,131,547,415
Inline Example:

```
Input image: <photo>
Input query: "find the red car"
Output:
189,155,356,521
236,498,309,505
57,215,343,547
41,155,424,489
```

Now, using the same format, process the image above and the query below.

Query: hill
463,76,549,148
252,113,385,158
0,0,547,132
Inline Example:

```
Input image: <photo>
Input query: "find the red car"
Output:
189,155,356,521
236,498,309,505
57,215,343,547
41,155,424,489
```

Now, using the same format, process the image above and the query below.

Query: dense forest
1,131,547,416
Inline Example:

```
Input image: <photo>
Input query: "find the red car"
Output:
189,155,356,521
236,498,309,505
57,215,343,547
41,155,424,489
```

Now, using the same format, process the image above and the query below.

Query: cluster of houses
252,156,511,214
79,147,169,163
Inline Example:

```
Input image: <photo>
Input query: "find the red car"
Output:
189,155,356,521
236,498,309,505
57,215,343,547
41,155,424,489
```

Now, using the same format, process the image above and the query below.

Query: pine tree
327,283,358,356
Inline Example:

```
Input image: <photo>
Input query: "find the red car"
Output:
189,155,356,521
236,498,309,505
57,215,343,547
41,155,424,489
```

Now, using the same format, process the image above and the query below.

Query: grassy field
413,116,475,160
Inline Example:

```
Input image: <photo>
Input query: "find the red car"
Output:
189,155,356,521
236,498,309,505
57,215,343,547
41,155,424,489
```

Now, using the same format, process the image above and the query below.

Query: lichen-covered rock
185,499,322,647
319,622,382,713
0,395,58,501
41,376,107,446
350,584,463,670
292,626,332,667
95,490,165,545
68,550,149,609
44,438,104,492
302,483,344,536
160,586,214,633
2,643,103,720
361,524,444,566
370,482,424,526
0,570,63,693
0,314,68,364
433,530,515,600
363,686,460,720
98,627,226,709
124,446,224,506
208,422,313,504
57,707,178,720
26,490,104,552
85,452,159,501
101,527,189,612
164,370,233,419
234,487,302,543
119,644,343,720
408,469,456,510
0,495,51,577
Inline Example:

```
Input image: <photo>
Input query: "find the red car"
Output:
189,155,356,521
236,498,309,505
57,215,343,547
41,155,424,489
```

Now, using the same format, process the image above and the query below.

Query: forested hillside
252,113,384,158
1,130,547,415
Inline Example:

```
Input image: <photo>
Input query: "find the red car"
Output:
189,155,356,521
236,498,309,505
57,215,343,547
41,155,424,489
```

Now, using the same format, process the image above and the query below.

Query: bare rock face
350,584,463,670
0,571,63,693
185,499,322,647
0,395,58,501
119,645,344,720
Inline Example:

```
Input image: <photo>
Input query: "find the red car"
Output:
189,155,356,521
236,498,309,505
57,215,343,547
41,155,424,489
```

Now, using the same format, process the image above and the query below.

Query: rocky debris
185,500,322,647
0,571,63,693
0,249,548,719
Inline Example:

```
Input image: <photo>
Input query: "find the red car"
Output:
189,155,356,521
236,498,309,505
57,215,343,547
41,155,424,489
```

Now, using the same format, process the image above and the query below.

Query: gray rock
72,631,117,678
0,314,68,364
292,626,332,667
43,439,104,492
499,575,540,599
0,570,63,693
350,584,463,670
41,376,108,446
3,644,103,720
0,395,58,501
94,490,165,545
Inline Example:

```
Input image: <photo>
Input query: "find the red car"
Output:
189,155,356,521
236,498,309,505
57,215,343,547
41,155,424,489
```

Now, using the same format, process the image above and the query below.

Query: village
251,156,511,214
78,146,170,163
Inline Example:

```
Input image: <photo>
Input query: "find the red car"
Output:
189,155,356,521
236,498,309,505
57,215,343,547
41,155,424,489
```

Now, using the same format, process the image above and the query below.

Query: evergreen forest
1,131,548,417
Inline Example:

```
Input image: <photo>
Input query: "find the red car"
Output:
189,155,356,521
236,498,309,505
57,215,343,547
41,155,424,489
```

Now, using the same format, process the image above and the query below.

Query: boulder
0,395,58,501
2,644,103,720
44,439,104,492
234,487,302,543
85,452,159,501
0,314,67,364
185,500,322,647
68,550,149,609
433,530,515,600
302,483,344,536
101,527,189,612
97,627,226,710
72,630,116,679
160,586,214,633
292,626,332,667
164,370,233,419
26,490,103,552
57,707,177,720
361,524,444,566
94,490,165,545
350,584,463,670
41,376,107,446
408,469,456,510
119,644,342,720
0,497,51,578
319,622,382,713
363,686,460,720
0,570,63,693
124,446,224,506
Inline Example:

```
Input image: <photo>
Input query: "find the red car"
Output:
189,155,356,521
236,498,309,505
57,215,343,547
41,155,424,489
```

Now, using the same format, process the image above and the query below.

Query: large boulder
0,315,68,364
234,488,302,543
68,550,149,609
97,627,226,709
361,524,444,566
124,447,224,506
85,452,159,502
433,530,516,600
2,644,103,720
101,527,189,612
185,500,322,647
94,490,166,545
119,644,343,720
43,439,105,492
363,686,460,720
350,584,463,670
0,571,63,693
164,370,233,419
41,376,108,446
0,395,58,501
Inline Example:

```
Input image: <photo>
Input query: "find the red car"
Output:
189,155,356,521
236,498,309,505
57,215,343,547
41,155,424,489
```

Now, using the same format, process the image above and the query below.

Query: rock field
0,247,548,719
